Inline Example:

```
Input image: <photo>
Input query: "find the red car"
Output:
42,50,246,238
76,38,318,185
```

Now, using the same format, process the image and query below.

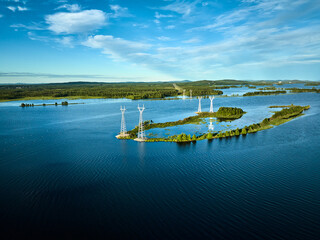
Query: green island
19,101,84,107
243,90,287,96
119,105,309,143
304,82,320,86
285,88,320,93
1,80,319,102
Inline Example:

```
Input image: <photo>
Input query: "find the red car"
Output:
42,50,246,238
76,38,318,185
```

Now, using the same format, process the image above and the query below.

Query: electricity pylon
120,106,127,136
137,104,146,140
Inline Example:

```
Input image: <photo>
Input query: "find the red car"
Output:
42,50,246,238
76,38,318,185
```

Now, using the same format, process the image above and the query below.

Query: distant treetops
20,101,69,107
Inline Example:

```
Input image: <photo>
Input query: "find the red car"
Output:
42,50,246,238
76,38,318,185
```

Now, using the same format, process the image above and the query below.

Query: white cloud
28,32,75,48
56,4,81,12
17,6,28,11
7,6,16,12
154,19,160,24
133,23,149,28
183,38,200,43
157,36,172,41
10,23,44,30
109,5,133,18
7,5,29,12
165,25,175,29
155,11,174,18
56,36,74,47
45,10,107,34
83,35,151,60
160,0,201,16
82,17,320,79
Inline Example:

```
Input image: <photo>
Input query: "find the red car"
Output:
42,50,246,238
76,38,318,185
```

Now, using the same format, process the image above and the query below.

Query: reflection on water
208,117,214,132
138,141,146,168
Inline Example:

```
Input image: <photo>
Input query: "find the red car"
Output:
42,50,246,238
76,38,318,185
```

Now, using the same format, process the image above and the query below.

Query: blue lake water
0,92,320,239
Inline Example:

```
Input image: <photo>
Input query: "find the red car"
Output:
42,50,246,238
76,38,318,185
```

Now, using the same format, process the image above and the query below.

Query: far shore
0,96,108,103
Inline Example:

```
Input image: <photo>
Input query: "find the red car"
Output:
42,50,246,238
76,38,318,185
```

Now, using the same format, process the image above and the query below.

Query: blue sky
0,0,319,83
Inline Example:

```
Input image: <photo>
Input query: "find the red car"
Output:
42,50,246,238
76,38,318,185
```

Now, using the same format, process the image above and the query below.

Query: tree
20,103,25,107
241,128,247,135
235,128,240,136
181,133,187,141
177,134,182,142
207,132,213,139
187,134,191,141
192,134,197,141
226,131,230,137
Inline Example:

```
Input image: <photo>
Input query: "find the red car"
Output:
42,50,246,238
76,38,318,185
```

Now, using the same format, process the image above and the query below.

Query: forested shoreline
1,80,318,101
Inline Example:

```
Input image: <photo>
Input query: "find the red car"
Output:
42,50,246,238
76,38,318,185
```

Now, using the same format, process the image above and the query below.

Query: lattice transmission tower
209,96,215,113
137,104,146,140
197,97,202,113
120,106,127,136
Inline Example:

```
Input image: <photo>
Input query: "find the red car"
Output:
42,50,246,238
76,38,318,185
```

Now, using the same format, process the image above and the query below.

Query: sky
0,0,320,83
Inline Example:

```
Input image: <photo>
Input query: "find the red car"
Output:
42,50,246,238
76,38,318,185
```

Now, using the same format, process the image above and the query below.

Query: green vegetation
214,105,310,138
0,81,223,101
19,101,83,107
243,90,287,96
125,105,309,143
2,80,317,101
211,85,241,89
304,82,320,86
269,104,296,108
127,108,245,139
257,86,277,90
20,103,34,107
214,107,245,120
286,88,320,93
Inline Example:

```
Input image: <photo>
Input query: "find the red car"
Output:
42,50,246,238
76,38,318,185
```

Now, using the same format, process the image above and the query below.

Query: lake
0,92,320,239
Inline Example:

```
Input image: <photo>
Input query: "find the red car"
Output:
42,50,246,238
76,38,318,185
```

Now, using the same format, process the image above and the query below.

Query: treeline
211,85,241,89
304,82,320,86
0,82,179,100
20,101,69,107
243,91,286,96
286,88,320,93
257,86,277,90
20,103,34,107
271,106,308,119
0,82,226,100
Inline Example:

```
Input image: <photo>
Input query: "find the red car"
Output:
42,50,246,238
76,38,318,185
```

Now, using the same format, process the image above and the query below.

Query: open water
0,92,320,239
